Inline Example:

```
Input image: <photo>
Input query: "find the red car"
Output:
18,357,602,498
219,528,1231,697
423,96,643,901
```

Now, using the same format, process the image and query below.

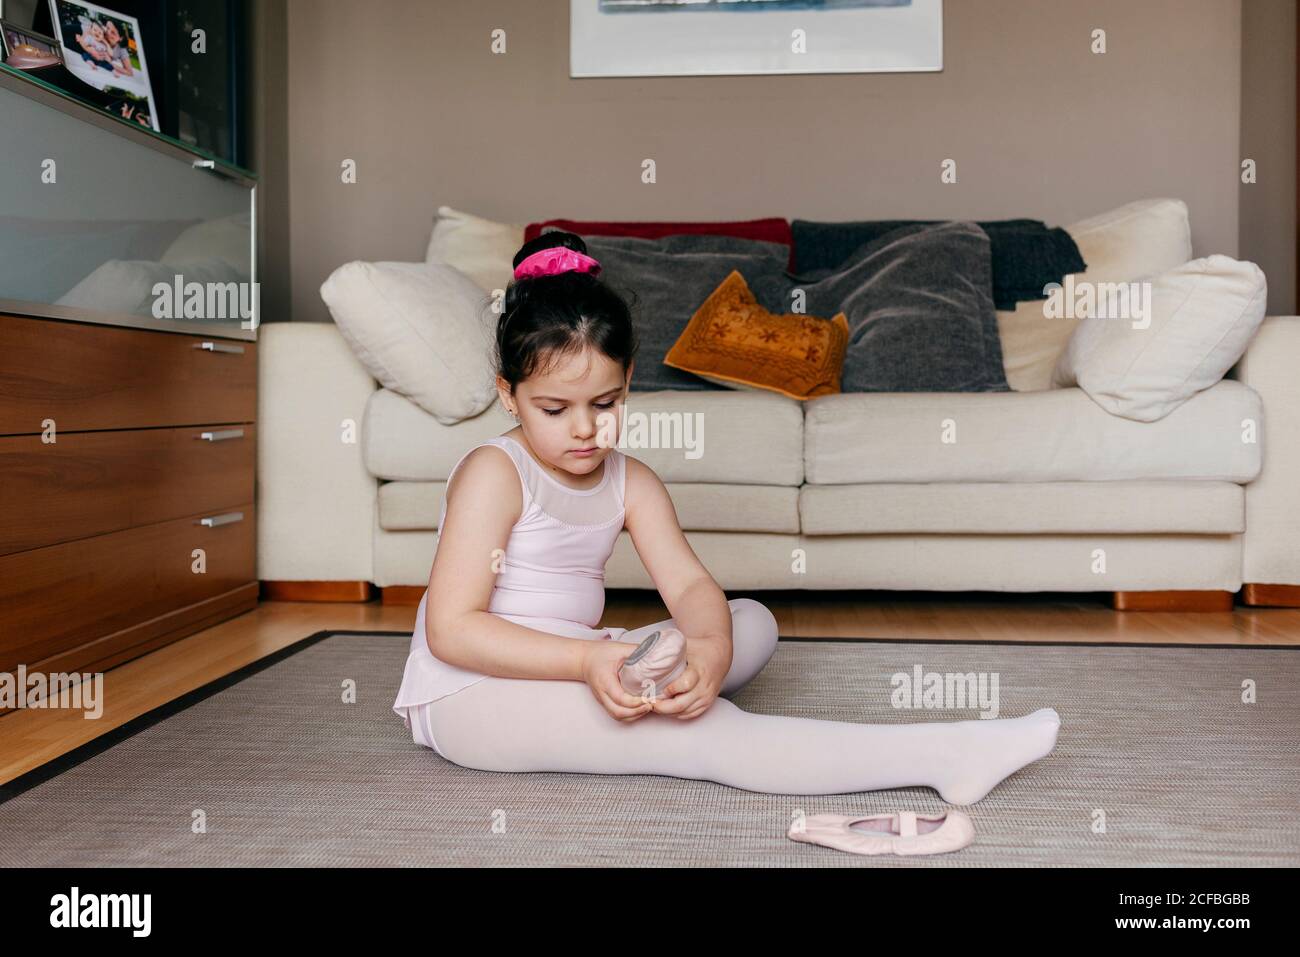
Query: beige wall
251,0,292,324
278,0,1263,323
1240,0,1296,315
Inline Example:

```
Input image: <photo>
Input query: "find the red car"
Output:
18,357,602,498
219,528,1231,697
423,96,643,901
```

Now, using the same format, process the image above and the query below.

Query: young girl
392,231,1061,805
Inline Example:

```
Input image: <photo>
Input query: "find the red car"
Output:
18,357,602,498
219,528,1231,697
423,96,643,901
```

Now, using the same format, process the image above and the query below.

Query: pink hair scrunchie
513,246,603,280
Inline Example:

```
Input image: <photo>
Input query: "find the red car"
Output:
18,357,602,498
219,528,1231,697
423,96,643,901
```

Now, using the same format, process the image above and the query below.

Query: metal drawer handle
198,511,244,527
196,341,246,355
199,429,245,442
192,158,243,182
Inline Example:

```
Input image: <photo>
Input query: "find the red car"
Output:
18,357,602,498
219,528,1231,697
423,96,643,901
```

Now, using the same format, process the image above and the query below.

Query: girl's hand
580,641,654,722
649,638,730,720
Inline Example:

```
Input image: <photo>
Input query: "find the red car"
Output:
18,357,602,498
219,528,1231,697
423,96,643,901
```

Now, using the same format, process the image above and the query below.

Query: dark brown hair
496,231,639,392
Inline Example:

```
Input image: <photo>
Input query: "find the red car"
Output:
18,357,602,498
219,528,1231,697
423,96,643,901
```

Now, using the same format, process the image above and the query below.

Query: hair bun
512,230,589,270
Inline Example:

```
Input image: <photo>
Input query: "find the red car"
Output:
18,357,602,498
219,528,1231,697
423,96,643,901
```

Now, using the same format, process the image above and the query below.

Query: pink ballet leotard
392,434,630,735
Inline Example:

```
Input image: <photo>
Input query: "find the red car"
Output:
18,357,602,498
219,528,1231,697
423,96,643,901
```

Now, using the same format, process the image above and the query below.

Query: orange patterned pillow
663,270,849,400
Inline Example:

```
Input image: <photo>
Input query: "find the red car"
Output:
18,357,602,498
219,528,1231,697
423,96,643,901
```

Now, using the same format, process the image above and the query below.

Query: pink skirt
394,589,625,751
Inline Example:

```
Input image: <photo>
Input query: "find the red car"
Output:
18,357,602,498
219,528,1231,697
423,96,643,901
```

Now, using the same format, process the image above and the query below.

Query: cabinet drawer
0,424,255,556
0,313,256,434
0,502,256,672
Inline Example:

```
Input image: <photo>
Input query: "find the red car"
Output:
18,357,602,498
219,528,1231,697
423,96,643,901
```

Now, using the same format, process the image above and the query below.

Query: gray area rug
1,631,1297,867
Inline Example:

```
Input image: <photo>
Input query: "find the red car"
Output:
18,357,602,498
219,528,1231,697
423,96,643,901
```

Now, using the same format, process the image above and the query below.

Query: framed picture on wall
570,0,943,77
0,20,63,69
45,0,159,130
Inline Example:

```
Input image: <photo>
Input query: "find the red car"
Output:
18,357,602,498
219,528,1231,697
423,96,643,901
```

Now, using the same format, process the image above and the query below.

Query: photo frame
0,19,62,70
571,0,944,77
46,0,159,130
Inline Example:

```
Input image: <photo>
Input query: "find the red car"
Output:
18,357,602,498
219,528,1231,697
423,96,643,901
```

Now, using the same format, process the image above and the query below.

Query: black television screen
21,0,247,167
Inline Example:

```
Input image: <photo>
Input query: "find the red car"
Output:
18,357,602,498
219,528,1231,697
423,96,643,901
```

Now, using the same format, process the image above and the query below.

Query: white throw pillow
997,198,1193,391
320,260,498,425
1051,254,1267,422
424,205,523,294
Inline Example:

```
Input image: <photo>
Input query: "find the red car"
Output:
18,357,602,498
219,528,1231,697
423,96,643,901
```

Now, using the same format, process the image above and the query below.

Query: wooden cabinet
0,313,259,694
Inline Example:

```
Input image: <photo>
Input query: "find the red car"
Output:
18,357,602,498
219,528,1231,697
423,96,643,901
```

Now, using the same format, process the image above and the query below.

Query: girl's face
498,346,633,480
90,23,106,43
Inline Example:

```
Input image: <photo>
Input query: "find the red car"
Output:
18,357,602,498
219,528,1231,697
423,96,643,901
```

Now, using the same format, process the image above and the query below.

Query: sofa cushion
363,386,805,485
791,217,1085,312
581,233,793,392
750,221,1010,393
1051,255,1268,422
800,481,1244,535
320,260,498,426
998,198,1193,391
424,205,524,294
663,270,849,400
805,379,1261,484
528,216,794,265
381,480,800,534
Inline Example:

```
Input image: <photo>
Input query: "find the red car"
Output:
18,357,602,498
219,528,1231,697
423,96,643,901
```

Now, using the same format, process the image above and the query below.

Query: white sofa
254,203,1300,608
254,316,1299,605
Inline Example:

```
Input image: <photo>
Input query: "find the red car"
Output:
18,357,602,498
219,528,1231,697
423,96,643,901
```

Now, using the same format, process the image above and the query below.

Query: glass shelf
0,62,257,341
0,61,256,184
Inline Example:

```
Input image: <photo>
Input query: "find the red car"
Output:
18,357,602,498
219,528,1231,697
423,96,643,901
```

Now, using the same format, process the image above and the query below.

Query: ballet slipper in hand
580,641,654,723
650,636,730,720
618,628,688,702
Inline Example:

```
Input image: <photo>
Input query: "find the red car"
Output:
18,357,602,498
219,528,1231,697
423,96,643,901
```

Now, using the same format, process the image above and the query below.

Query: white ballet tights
416,598,1061,805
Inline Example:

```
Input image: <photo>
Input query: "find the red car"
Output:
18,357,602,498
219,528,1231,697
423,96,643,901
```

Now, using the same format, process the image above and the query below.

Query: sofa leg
1240,584,1300,607
259,581,376,602
380,586,425,606
1111,590,1235,612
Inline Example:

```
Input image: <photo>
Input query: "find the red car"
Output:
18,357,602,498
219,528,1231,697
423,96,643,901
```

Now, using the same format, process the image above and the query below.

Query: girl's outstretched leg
424,672,1060,805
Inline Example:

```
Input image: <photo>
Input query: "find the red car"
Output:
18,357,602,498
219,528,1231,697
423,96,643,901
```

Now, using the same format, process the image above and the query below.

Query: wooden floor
3,588,1297,787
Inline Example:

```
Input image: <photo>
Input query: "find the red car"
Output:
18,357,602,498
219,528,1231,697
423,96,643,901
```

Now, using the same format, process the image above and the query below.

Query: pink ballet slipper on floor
788,810,975,856
618,628,688,700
